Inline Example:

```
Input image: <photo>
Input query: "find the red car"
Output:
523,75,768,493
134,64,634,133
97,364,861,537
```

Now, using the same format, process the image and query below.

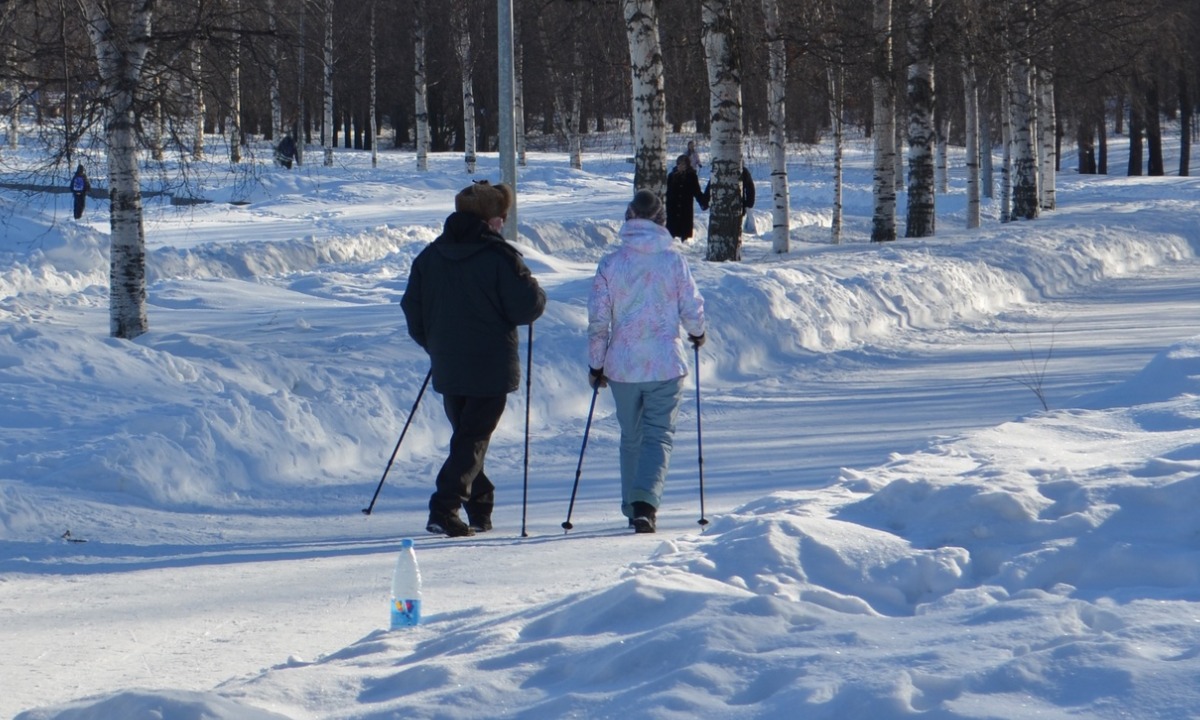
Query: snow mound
13,688,292,720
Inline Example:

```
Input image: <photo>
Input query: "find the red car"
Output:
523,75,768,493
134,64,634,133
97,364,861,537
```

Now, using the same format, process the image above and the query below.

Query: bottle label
390,598,421,629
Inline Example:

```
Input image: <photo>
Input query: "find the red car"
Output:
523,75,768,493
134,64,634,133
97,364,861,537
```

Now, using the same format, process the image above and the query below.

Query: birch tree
228,0,241,164
904,0,936,238
1037,64,1055,208
1180,69,1191,177
268,0,281,140
870,0,896,242
827,61,844,245
762,0,789,252
1008,11,1038,220
414,0,430,171
515,16,527,166
1000,70,1012,222
294,5,305,165
701,0,742,262
622,0,668,197
322,0,333,167
369,0,378,168
963,60,980,229
452,11,477,173
80,0,153,340
190,33,204,157
980,88,994,198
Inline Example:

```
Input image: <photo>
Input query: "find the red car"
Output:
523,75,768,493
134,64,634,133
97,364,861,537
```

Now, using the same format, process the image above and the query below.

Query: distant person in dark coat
740,166,756,215
739,165,757,234
401,180,547,538
275,135,297,169
665,154,707,242
69,164,90,220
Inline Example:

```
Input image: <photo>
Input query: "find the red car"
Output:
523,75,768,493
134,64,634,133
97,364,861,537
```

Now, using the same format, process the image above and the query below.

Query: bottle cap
400,538,414,550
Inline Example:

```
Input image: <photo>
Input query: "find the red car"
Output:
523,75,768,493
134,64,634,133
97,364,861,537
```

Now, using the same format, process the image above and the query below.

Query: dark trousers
429,393,506,515
72,193,85,219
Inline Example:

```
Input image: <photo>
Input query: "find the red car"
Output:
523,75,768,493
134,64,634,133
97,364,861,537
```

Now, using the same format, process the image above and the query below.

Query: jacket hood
433,211,507,260
619,218,675,253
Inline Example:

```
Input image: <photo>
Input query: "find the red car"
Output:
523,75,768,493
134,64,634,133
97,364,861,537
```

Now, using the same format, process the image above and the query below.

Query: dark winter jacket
70,168,90,196
401,212,546,397
666,167,707,240
741,167,755,211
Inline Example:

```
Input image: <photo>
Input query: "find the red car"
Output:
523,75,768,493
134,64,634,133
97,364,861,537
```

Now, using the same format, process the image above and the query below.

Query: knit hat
625,189,666,226
455,180,514,220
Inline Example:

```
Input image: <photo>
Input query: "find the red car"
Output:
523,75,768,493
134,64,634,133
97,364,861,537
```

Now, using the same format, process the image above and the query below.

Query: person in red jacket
401,181,546,537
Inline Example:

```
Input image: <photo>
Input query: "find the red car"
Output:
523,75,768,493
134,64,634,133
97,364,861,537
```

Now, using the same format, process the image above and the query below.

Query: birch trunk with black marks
191,37,204,158
413,0,429,171
904,0,935,238
268,0,282,140
369,0,378,168
827,62,843,245
1009,52,1038,219
761,0,789,252
452,14,476,173
1038,65,1055,209
322,0,334,166
515,17,526,166
81,0,152,339
1000,69,1012,223
622,0,668,197
701,0,743,261
229,0,241,164
870,0,895,243
294,7,305,164
963,60,980,229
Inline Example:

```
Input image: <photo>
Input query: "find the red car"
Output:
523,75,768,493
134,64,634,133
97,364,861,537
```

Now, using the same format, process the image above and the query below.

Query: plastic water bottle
390,538,422,629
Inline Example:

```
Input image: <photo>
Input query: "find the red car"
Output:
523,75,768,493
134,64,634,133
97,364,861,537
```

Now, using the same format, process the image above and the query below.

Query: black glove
688,333,706,349
588,367,608,389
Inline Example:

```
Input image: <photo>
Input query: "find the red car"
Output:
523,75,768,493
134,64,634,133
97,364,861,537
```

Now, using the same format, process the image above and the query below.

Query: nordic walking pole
562,382,600,532
362,369,432,516
694,344,709,527
521,323,534,538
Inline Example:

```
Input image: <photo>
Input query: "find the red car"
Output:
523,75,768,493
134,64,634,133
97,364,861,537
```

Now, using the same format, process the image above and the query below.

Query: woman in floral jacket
587,190,706,533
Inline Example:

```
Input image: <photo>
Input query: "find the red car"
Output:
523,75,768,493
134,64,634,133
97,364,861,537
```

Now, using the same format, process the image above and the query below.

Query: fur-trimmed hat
455,180,514,220
625,189,666,226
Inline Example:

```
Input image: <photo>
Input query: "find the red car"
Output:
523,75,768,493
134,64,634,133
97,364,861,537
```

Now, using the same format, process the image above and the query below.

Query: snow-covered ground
3,129,1200,719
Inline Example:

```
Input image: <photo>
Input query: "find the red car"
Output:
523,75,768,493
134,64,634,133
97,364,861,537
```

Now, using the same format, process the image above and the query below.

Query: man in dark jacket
401,180,546,537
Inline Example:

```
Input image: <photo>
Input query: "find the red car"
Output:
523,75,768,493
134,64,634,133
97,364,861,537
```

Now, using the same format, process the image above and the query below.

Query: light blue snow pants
608,376,684,518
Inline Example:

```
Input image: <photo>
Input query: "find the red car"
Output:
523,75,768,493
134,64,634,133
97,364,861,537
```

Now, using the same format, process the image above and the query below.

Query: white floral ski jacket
587,218,706,382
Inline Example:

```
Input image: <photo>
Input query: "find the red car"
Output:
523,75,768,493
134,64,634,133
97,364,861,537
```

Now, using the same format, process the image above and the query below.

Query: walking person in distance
665,154,708,243
69,164,90,220
587,190,706,533
401,180,547,537
275,134,297,169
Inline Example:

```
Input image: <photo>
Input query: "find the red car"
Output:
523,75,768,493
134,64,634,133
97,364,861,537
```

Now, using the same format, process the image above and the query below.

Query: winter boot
464,498,493,533
426,509,475,538
631,501,657,534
